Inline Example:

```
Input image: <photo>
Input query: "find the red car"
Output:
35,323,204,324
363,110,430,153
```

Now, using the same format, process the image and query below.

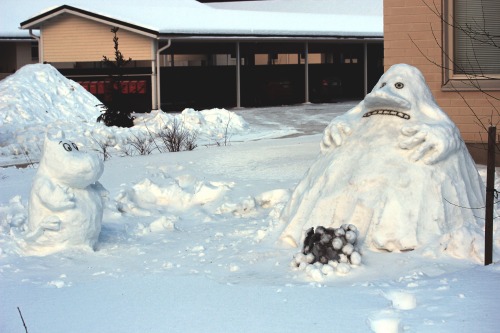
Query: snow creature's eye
394,82,404,89
62,142,73,152
380,82,386,88
72,142,79,151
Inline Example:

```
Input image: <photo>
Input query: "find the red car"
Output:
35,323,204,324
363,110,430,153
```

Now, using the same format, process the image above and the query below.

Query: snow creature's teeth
363,109,410,120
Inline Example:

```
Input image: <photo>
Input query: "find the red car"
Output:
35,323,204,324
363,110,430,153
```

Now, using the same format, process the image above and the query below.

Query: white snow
1,63,500,333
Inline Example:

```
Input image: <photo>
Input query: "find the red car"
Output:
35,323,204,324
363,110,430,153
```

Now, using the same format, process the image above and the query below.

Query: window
443,0,500,90
31,42,39,61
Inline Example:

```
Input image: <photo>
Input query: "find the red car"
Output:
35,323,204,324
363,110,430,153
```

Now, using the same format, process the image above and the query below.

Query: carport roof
4,0,382,40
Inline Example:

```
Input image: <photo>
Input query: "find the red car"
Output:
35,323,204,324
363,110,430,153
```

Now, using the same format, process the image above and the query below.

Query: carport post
236,42,241,108
364,42,368,96
304,41,309,103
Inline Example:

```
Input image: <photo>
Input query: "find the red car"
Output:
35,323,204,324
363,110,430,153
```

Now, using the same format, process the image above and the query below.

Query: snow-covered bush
292,224,362,279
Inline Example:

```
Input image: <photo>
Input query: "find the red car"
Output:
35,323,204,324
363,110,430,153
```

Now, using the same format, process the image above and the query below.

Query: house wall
41,14,153,62
384,0,500,146
0,41,36,79
16,42,34,67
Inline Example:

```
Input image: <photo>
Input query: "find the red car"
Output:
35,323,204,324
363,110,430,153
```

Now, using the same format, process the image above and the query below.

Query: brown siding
384,0,500,143
41,14,153,62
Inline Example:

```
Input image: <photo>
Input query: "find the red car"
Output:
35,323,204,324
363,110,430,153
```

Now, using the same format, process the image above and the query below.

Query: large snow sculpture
279,64,485,256
24,131,106,255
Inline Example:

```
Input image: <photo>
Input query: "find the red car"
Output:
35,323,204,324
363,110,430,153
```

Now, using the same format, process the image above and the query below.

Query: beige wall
41,14,153,62
384,0,500,144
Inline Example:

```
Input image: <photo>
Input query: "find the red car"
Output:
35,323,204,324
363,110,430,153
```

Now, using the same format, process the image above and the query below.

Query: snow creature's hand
41,216,61,231
320,119,353,153
399,123,461,164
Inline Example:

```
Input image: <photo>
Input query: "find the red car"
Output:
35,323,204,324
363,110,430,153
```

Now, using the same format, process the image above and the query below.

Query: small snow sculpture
24,130,106,255
280,64,485,256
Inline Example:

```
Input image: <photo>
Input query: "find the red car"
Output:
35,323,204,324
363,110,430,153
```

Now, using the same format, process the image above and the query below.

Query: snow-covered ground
1,64,500,333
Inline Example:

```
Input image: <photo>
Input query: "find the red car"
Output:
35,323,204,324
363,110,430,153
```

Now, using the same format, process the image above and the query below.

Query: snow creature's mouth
363,109,410,120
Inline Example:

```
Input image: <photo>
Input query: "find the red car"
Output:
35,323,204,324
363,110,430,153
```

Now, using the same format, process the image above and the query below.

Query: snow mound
138,108,249,143
115,175,233,216
0,64,101,125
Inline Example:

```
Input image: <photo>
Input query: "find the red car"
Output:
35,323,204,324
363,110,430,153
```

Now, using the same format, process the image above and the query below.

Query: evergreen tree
97,27,135,127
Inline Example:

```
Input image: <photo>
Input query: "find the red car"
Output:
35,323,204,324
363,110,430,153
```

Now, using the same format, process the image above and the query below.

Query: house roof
2,0,383,40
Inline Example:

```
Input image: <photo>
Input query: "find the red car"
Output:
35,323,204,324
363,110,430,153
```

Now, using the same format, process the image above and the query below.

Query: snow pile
21,131,106,256
279,64,486,261
138,108,249,144
115,175,233,216
0,64,252,165
0,64,101,125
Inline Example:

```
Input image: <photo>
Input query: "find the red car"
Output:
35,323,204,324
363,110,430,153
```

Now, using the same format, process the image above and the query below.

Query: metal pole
364,42,368,96
485,125,496,265
304,41,309,103
236,42,241,108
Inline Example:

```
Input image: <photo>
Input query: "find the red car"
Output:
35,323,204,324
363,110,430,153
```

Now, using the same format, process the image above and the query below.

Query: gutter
155,39,171,110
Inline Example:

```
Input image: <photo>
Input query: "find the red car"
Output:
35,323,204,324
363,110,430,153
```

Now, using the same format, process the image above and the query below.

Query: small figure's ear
46,129,65,142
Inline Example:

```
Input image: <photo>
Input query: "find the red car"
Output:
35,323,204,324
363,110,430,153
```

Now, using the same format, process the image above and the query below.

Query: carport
154,37,383,111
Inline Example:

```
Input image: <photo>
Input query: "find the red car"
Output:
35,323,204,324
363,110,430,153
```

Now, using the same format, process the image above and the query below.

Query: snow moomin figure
24,131,106,256
280,64,485,258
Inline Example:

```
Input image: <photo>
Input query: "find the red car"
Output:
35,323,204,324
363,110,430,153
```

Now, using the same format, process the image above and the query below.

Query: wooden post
485,125,495,265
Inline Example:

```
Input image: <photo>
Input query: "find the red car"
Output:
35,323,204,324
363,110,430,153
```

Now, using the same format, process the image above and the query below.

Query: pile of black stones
292,224,362,270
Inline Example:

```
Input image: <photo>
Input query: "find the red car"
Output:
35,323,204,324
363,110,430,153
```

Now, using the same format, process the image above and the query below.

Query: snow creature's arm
36,179,75,211
399,122,462,164
320,103,364,153
92,181,109,199
24,215,62,240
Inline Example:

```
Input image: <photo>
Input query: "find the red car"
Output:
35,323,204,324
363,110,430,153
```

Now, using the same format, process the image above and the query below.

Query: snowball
336,262,351,275
342,243,354,255
334,228,345,237
328,260,338,268
345,230,357,244
332,237,343,250
320,233,332,244
305,253,315,263
293,252,306,263
339,253,348,263
298,261,308,271
349,251,362,265
321,264,335,276
309,267,324,282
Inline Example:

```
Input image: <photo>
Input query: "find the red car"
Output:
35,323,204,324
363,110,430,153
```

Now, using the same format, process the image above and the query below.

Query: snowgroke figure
23,130,106,256
279,64,485,259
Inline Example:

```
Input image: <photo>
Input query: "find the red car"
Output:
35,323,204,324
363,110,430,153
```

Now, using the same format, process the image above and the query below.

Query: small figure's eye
380,82,386,88
394,82,404,89
72,142,79,151
62,142,72,152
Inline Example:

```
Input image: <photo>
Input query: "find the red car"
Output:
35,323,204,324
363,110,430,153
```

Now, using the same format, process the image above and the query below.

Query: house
6,0,383,112
384,0,500,163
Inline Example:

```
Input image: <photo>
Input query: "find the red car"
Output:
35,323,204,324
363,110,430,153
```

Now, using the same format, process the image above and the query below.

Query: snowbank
0,64,251,165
